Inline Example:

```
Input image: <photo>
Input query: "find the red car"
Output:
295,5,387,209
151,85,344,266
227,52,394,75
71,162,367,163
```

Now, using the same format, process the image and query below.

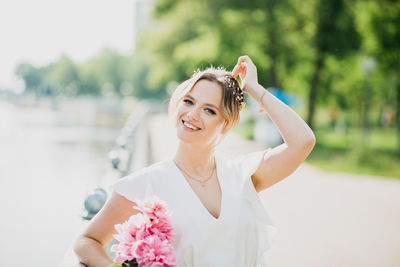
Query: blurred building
133,0,156,50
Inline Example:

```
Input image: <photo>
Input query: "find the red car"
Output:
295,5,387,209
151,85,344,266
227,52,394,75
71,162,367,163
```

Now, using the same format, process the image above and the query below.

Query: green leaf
236,75,243,88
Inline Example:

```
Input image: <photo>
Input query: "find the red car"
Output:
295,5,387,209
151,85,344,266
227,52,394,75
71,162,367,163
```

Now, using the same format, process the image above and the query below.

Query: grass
234,114,400,180
308,126,400,179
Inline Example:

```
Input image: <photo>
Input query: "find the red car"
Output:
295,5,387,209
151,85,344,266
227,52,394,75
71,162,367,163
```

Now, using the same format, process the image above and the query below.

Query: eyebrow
186,95,220,111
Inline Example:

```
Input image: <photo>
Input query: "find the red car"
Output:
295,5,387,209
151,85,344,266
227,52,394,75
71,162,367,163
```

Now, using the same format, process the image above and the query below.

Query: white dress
111,149,278,267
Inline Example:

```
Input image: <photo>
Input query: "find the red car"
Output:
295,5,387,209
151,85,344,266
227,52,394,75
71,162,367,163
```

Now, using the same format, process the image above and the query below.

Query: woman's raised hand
232,55,258,93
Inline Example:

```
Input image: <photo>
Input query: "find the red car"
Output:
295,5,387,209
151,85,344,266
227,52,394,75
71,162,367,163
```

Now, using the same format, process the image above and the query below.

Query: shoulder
218,149,272,179
217,150,265,168
111,158,172,202
217,153,237,170
127,158,172,179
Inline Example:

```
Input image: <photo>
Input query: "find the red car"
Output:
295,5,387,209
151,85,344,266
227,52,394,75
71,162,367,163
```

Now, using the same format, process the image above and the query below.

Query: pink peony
111,213,149,263
133,235,177,267
133,195,172,220
148,217,175,242
110,195,177,266
111,242,134,264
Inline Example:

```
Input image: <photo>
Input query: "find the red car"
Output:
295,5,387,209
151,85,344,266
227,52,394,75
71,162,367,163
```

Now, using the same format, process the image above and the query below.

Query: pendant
201,183,206,188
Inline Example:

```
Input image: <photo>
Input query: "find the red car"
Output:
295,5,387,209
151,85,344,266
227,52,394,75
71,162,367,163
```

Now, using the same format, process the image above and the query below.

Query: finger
239,61,247,78
240,65,247,78
232,64,239,76
246,57,254,66
239,67,247,80
238,55,249,62
239,55,254,66
233,61,246,78
235,68,244,79
236,56,248,67
232,65,240,78
232,57,243,76
233,69,240,78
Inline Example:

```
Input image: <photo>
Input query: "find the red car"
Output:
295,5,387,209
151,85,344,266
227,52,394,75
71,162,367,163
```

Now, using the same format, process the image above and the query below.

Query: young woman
74,55,316,266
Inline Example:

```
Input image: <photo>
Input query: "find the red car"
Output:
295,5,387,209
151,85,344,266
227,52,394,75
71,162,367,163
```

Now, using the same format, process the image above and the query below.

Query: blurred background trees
13,0,400,175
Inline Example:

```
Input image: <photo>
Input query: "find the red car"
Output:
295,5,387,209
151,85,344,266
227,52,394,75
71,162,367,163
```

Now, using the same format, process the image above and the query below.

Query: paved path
149,113,400,267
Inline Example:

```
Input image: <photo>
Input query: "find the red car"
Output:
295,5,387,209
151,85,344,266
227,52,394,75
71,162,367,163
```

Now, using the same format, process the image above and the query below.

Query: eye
205,108,216,115
183,99,193,105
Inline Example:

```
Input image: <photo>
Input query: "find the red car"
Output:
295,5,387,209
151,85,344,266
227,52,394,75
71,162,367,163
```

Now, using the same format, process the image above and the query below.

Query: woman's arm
74,191,139,267
233,55,316,192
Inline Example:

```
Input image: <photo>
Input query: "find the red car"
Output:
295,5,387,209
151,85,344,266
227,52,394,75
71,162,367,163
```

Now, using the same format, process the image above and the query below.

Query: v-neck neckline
171,155,224,222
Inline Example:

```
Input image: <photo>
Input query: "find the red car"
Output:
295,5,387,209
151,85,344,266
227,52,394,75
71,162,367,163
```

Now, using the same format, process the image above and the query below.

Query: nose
187,108,200,121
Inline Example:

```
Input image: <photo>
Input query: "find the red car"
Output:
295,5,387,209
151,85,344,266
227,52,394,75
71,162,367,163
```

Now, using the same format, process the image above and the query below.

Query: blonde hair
168,67,244,134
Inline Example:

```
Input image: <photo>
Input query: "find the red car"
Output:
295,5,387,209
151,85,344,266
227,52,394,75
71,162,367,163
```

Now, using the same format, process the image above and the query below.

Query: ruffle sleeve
232,148,278,264
111,170,154,203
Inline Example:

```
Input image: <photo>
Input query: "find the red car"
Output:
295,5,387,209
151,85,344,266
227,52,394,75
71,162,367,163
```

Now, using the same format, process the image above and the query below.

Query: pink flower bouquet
108,195,177,267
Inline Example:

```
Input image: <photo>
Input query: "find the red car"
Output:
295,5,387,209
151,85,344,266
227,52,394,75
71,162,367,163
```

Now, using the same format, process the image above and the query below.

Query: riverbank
0,99,120,266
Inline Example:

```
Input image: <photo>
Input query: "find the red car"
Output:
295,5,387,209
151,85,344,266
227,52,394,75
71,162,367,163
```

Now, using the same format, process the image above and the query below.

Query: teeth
183,121,199,130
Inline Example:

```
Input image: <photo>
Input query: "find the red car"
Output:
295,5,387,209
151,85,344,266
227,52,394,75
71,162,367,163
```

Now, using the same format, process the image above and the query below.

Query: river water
0,97,122,266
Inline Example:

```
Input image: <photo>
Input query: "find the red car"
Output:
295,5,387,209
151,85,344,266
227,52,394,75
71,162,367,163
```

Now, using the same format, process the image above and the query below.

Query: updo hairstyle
168,66,244,134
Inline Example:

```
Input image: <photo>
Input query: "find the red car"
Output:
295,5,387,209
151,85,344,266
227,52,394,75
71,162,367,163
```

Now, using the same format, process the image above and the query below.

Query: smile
182,120,201,131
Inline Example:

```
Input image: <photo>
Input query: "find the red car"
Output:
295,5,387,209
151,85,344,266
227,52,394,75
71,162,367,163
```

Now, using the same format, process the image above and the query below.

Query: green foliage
313,0,361,55
79,49,126,97
14,0,399,103
233,116,254,140
14,49,162,98
12,0,400,153
307,126,400,179
44,55,80,95
107,259,138,267
15,62,44,95
367,0,400,69
11,0,400,174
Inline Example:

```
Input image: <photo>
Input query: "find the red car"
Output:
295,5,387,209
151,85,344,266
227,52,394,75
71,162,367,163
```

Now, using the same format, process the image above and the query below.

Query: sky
0,0,136,90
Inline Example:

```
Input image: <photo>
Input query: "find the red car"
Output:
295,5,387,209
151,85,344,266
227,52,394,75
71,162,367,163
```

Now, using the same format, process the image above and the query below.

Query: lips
182,120,201,130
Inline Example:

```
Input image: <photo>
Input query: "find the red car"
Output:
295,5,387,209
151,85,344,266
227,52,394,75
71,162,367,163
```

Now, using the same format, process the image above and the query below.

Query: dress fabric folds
112,148,278,267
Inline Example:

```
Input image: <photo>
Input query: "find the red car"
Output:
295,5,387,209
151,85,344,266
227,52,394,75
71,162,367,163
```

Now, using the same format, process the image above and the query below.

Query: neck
173,141,215,175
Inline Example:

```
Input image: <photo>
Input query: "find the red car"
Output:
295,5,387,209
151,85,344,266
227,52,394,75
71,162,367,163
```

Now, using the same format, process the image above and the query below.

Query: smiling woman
168,69,244,138
74,55,316,267
174,79,229,147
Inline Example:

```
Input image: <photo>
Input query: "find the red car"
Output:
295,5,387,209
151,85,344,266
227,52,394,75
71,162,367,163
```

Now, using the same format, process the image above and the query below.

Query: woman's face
175,79,226,147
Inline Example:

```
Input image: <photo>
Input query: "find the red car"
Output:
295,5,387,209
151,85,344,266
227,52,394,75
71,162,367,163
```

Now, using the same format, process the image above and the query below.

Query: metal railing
81,103,152,220
60,100,163,267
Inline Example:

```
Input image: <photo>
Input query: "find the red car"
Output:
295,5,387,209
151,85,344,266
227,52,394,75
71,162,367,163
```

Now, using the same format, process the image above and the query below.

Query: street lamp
360,57,376,146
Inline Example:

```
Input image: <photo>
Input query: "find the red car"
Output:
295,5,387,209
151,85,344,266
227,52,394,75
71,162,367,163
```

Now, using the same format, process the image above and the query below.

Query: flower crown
192,67,245,107
226,75,245,107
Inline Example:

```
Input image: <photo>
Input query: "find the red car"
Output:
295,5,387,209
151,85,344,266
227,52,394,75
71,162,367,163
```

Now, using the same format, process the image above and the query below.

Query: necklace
173,158,216,187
